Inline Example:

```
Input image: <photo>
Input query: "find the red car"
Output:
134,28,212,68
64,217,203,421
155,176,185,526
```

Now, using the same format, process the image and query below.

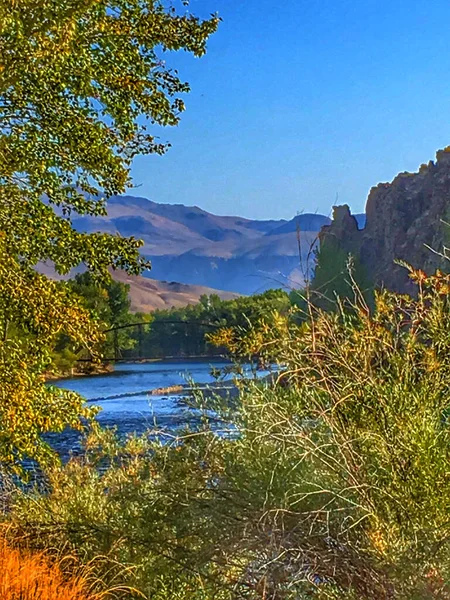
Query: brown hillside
112,270,239,312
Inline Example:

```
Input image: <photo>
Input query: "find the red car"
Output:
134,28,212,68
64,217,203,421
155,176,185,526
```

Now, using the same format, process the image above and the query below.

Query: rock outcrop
320,148,450,294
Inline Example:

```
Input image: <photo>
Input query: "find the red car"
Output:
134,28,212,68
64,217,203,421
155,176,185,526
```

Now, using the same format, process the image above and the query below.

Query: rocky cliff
320,148,450,294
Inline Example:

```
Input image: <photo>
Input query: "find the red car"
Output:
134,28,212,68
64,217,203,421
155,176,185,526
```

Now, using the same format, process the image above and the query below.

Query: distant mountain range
73,195,365,295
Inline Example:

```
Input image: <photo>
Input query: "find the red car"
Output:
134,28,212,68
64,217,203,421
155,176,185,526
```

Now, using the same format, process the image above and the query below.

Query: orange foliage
0,540,97,600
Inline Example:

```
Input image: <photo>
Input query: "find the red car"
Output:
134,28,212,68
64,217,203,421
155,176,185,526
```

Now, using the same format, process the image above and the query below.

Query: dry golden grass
0,539,98,600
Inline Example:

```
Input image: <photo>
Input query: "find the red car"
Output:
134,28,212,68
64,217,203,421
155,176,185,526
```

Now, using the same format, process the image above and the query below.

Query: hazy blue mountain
266,214,332,236
72,195,363,294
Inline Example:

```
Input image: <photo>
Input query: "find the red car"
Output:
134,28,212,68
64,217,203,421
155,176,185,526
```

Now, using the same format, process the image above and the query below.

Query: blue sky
130,0,450,220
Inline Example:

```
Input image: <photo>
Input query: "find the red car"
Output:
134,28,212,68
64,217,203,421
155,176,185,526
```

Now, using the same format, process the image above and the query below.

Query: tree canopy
0,0,218,276
0,0,218,471
0,238,101,474
124,289,292,360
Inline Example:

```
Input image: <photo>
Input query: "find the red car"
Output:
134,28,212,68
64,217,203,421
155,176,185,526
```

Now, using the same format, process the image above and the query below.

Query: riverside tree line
51,273,294,372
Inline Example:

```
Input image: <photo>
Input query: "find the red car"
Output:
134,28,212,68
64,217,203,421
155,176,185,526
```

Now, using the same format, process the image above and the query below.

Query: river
49,359,272,460
51,360,239,451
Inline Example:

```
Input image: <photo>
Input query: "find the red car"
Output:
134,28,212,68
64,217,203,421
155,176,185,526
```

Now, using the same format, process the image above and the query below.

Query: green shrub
10,266,450,599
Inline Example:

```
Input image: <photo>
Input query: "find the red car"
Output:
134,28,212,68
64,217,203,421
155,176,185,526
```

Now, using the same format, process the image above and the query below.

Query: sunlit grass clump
0,540,97,600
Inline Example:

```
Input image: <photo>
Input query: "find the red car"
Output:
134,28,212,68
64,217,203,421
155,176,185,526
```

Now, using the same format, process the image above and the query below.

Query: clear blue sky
130,0,450,220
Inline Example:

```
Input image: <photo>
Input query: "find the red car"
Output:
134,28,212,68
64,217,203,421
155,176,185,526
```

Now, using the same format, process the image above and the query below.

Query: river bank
45,364,114,382
46,356,232,382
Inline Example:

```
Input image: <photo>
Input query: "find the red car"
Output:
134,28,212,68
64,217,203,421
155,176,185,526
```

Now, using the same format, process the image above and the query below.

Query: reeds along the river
0,540,96,600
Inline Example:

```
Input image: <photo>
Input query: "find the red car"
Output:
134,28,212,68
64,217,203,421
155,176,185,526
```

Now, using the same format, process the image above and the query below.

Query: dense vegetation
309,235,374,311
125,289,291,360
50,273,144,374
49,278,292,371
8,267,450,600
4,1,450,599
0,539,100,600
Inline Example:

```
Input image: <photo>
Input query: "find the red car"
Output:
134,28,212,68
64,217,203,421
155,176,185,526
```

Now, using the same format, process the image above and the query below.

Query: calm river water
53,360,235,436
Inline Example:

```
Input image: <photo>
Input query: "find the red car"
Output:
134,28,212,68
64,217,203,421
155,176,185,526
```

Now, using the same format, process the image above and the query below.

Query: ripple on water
48,361,234,460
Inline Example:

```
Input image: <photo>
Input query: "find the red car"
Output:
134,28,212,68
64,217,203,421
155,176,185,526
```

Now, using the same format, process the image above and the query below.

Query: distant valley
73,195,365,295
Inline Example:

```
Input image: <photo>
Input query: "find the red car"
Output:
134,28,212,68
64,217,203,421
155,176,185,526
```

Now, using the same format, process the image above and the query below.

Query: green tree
0,0,218,276
0,237,101,475
136,290,291,360
66,272,138,357
311,238,373,310
0,0,218,471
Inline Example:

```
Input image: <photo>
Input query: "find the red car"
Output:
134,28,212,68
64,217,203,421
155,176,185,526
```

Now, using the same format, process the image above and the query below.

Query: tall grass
0,539,98,600
11,266,450,598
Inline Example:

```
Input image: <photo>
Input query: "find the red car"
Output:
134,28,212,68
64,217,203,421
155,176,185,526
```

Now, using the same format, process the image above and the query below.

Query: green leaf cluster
0,237,101,474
